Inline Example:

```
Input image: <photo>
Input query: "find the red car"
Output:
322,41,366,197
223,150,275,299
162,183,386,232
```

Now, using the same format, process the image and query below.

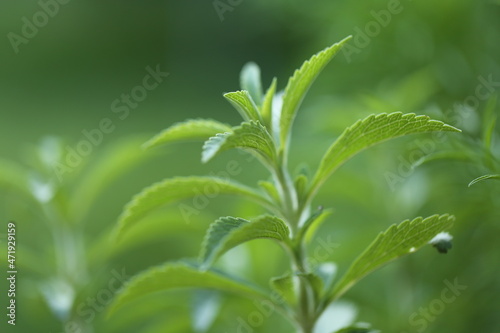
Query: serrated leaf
115,176,271,240
143,119,232,150
224,91,262,122
108,262,269,317
327,214,455,303
280,36,351,148
261,78,277,129
468,174,500,187
270,274,298,305
240,62,264,106
201,215,290,268
202,121,277,167
311,113,461,194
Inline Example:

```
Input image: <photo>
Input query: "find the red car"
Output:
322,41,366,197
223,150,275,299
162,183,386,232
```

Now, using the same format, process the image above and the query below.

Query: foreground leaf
311,113,461,195
468,174,500,187
108,262,269,317
115,177,270,240
202,121,277,167
240,62,264,106
280,36,351,148
326,214,455,304
201,215,290,268
224,91,262,122
143,119,232,149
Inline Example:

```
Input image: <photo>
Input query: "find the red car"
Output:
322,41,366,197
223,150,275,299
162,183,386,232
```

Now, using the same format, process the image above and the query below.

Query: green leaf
483,94,497,151
107,262,269,317
468,174,500,187
413,150,474,169
202,121,277,167
240,62,264,106
261,78,277,129
295,207,333,244
201,215,290,268
311,112,461,194
115,176,271,240
270,274,298,305
258,180,281,204
297,272,323,302
0,159,31,198
333,325,379,333
71,137,151,221
327,214,455,303
143,119,232,150
280,36,351,148
223,91,262,122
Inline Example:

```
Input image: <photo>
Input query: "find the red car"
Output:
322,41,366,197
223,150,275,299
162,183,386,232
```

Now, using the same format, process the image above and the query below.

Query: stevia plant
109,36,461,332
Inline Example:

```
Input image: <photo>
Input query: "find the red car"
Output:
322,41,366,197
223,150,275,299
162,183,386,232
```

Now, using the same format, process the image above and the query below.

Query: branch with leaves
109,36,460,333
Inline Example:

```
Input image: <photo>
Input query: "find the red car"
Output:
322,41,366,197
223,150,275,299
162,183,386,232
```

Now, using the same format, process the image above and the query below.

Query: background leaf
240,62,264,106
468,174,500,187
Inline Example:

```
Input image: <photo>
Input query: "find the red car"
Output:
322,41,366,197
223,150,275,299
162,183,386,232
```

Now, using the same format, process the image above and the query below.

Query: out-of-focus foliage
0,0,499,332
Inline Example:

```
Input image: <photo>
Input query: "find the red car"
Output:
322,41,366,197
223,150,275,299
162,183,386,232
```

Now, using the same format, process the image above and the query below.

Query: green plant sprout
414,94,500,188
109,36,461,333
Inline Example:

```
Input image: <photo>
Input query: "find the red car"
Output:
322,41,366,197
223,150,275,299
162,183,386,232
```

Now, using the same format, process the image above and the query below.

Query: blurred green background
1,0,499,332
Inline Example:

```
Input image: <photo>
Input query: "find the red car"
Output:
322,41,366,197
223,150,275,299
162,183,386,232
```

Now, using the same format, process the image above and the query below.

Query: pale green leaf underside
108,262,268,317
328,214,455,302
202,120,276,166
468,174,500,187
143,119,232,149
115,176,269,240
280,36,352,147
240,62,264,106
201,215,290,268
224,91,262,122
312,112,461,192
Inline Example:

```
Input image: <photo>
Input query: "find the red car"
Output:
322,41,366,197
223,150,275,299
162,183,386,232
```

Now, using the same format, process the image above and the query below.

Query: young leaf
201,215,291,268
258,180,281,203
107,262,270,317
240,62,264,106
333,325,379,333
261,78,278,129
202,121,277,167
311,113,461,194
143,119,232,150
115,176,271,240
468,174,500,187
326,214,455,304
270,274,299,305
223,91,262,122
280,36,352,148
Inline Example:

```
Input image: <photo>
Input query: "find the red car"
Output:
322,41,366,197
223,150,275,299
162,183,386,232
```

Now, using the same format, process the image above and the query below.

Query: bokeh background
1,0,499,332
